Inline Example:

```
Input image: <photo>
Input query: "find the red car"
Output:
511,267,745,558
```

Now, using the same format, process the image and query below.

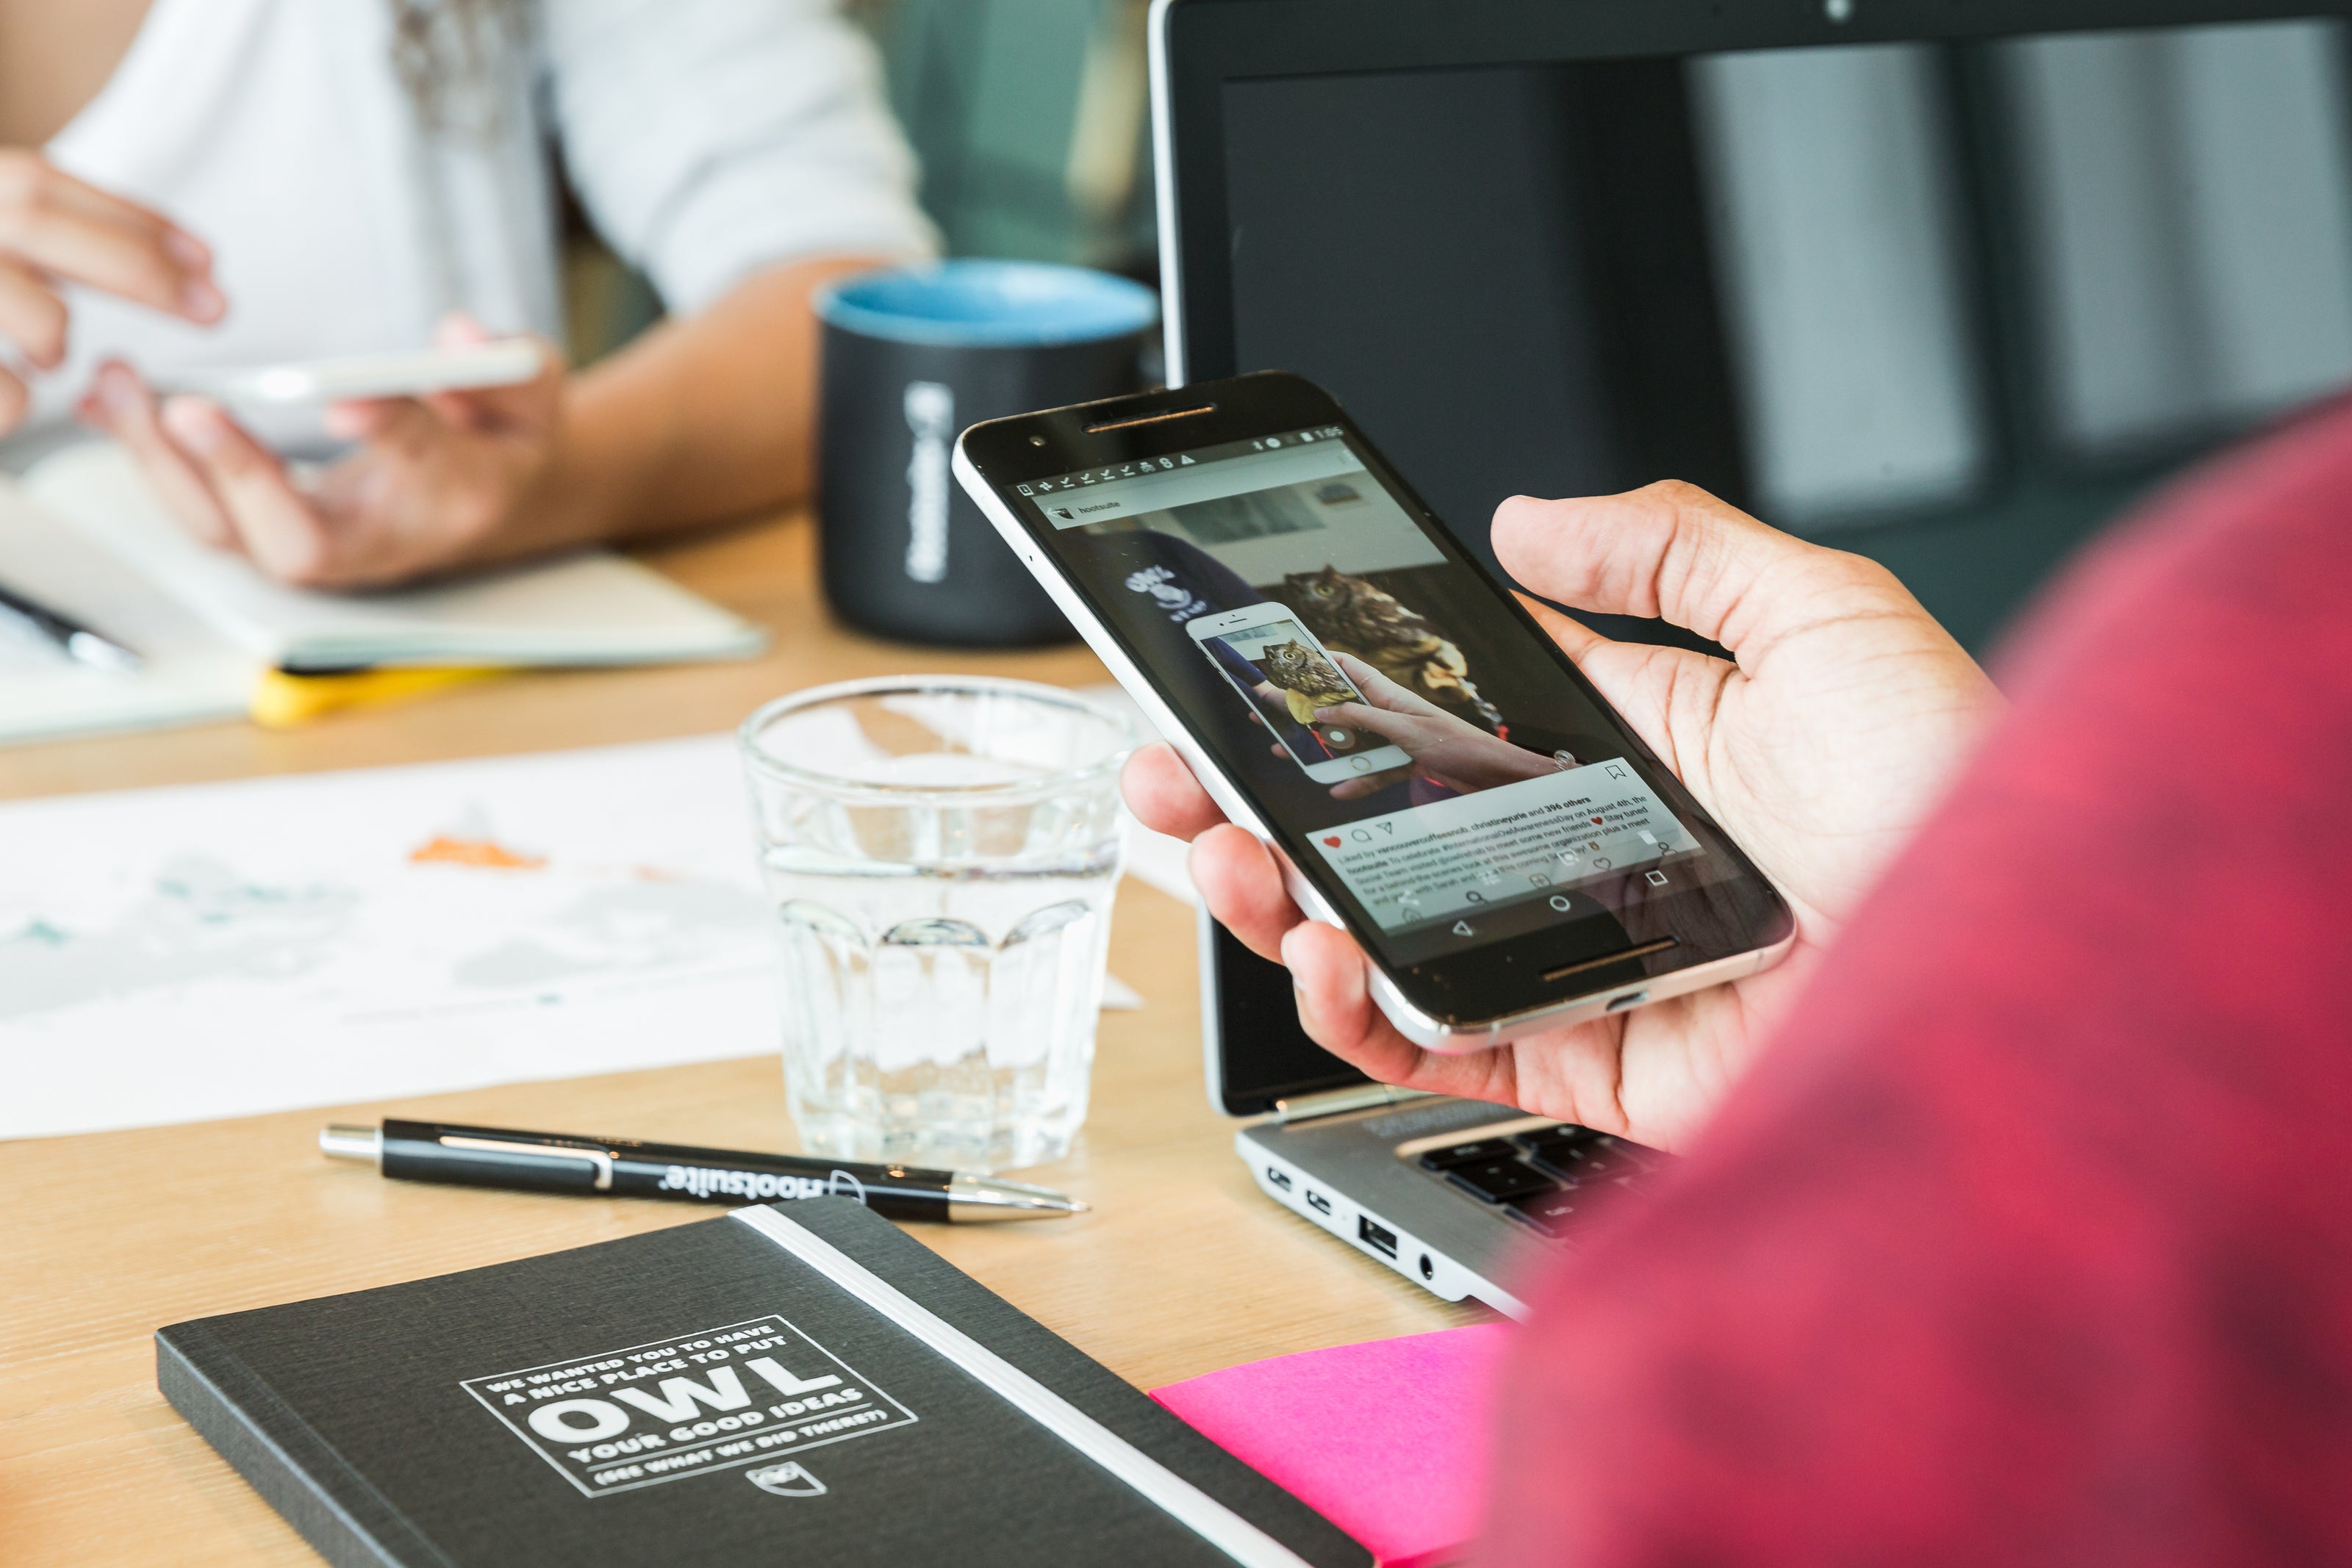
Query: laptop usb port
1305,1190,1333,1216
1357,1215,1398,1258
1266,1166,1292,1192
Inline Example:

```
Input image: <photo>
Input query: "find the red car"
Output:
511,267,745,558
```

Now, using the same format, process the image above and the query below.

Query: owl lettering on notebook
1258,639,1355,724
1280,565,1505,733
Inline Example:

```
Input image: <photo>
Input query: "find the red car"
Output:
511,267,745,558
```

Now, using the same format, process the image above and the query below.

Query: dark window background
1220,23,2352,653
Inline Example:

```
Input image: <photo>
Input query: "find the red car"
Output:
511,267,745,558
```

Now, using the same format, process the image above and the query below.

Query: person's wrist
491,388,631,558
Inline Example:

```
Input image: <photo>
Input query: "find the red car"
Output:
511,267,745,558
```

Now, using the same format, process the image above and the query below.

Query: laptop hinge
1271,1084,1435,1124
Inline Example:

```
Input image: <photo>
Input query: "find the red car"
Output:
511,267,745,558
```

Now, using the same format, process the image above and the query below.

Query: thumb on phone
1308,699,1413,748
321,314,558,444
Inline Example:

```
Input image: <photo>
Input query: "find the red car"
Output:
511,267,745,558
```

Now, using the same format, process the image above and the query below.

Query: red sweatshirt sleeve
1480,400,2352,1568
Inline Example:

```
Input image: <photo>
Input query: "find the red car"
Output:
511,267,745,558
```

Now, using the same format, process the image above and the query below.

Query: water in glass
739,681,1134,1171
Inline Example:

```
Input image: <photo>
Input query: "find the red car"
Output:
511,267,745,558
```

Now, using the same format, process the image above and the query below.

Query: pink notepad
1150,1325,1510,1568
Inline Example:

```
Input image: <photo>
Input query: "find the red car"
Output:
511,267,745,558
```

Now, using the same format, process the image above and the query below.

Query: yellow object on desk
248,664,510,728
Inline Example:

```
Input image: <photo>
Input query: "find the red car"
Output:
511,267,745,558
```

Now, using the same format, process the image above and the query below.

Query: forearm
528,253,889,549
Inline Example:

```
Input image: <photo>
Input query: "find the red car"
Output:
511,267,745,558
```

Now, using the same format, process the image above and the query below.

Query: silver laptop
1200,910,1662,1317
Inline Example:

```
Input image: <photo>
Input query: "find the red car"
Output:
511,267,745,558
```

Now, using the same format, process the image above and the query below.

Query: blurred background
564,0,1155,370
564,7,2352,655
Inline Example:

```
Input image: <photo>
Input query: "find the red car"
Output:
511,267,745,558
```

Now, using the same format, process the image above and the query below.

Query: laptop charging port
1265,1166,1292,1192
1358,1215,1398,1258
1305,1190,1333,1216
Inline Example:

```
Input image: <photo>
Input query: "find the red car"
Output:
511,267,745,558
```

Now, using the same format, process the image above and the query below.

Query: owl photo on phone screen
1258,639,1355,724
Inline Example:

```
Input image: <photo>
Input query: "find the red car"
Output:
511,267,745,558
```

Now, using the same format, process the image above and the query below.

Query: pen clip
439,1135,614,1191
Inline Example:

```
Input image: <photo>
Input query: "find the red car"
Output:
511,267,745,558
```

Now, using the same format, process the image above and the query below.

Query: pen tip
319,1123,381,1164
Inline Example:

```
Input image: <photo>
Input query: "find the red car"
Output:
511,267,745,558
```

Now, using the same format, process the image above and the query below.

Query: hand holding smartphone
158,340,545,406
953,371,1796,1049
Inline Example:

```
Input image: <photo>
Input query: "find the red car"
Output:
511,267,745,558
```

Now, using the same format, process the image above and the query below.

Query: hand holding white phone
159,340,545,406
80,320,567,591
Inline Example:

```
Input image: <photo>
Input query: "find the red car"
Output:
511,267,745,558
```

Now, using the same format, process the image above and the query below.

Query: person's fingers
1278,920,1383,1056
323,392,444,453
1492,481,1910,661
1510,590,1607,663
320,394,415,444
434,310,492,349
1325,766,1414,801
82,363,236,548
1329,652,1437,716
159,396,339,583
1120,744,1229,841
1304,699,1414,749
0,153,221,321
4,151,200,243
1280,923,1524,1094
25,155,225,318
0,364,25,433
1311,699,1372,726
0,258,69,368
416,316,559,434
1187,823,1304,963
1513,586,1738,774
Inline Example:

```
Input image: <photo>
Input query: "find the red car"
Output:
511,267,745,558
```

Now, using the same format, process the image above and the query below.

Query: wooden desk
0,513,1481,1566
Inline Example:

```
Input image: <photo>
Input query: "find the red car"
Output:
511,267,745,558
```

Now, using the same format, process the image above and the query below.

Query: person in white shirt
0,0,935,587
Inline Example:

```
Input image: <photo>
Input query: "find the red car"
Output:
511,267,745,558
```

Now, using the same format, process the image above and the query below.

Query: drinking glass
738,678,1138,1170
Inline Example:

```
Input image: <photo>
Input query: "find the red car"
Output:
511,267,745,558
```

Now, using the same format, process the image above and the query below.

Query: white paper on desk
0,734,1155,1140
0,737,774,1139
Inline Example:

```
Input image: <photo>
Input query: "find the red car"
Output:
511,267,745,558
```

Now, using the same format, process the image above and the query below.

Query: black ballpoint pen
320,1119,1087,1223
0,578,142,672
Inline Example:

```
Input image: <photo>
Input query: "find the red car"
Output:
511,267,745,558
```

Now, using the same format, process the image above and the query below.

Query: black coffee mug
814,260,1160,647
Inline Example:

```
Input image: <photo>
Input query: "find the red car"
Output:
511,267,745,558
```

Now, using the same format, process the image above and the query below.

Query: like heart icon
1591,816,1605,825
1322,835,1343,847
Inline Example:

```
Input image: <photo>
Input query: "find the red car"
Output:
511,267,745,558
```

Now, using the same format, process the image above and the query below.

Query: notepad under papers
0,472,251,742
22,442,764,671
0,441,761,744
158,1199,1369,1568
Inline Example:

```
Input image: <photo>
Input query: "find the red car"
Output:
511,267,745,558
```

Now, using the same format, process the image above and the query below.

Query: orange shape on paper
409,835,547,871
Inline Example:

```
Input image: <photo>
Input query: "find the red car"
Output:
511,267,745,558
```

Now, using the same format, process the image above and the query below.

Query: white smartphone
162,341,544,406
1187,605,1413,783
953,371,1796,1051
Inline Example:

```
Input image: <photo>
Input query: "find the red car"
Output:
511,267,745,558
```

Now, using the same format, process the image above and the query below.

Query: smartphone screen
1189,606,1415,782
969,375,1790,1023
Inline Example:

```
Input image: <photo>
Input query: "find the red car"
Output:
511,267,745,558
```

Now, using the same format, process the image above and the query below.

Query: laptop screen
1208,18,2352,649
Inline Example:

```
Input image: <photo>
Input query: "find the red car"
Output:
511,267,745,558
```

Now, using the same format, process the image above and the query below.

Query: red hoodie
1482,401,2352,1567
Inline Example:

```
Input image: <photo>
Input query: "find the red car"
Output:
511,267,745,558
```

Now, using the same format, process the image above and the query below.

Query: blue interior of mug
816,259,1160,348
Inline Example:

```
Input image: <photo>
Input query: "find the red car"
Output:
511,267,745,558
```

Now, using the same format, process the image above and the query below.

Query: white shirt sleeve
543,0,939,314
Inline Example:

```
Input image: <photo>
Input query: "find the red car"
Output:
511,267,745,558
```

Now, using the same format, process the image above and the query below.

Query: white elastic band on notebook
729,1206,1315,1568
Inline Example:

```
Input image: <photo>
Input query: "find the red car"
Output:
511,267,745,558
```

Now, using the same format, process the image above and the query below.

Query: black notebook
158,1199,1369,1567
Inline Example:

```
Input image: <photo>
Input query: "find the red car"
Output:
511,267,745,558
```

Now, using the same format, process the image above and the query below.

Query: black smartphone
954,371,1793,1047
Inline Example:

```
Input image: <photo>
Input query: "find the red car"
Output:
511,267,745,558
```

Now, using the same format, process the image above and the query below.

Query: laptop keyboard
1415,1124,1666,1240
